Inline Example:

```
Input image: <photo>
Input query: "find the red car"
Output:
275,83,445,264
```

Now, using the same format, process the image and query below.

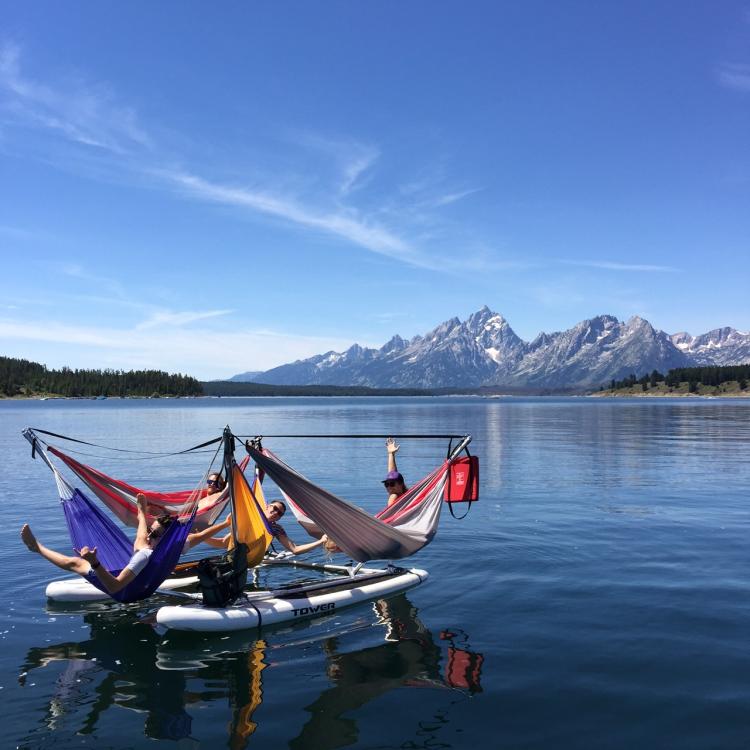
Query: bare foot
21,524,40,553
136,493,150,515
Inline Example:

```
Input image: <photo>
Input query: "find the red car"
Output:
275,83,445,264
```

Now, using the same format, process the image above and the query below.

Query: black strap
27,427,221,456
448,499,473,520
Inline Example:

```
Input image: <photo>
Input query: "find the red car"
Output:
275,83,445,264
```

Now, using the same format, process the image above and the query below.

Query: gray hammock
247,446,450,563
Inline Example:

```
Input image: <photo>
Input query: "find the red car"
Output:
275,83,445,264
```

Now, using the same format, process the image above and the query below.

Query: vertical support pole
223,426,239,544
448,435,472,461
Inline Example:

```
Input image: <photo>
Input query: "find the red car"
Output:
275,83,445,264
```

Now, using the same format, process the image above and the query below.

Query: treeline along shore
601,364,750,396
1,356,202,398
199,381,581,397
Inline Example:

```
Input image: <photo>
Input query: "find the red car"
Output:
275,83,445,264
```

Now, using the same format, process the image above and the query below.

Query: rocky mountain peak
423,316,462,344
380,334,407,354
670,326,750,365
466,306,503,331
625,315,654,331
233,309,748,389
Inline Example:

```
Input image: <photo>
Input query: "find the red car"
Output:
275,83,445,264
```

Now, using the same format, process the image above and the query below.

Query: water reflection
19,594,483,748
20,610,193,741
291,596,483,749
292,596,444,749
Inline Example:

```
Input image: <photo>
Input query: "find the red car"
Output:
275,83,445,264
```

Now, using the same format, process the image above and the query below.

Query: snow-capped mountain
234,308,750,389
670,327,750,366
510,315,687,387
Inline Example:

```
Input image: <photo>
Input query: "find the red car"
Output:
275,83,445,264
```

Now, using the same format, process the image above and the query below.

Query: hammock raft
26,427,477,625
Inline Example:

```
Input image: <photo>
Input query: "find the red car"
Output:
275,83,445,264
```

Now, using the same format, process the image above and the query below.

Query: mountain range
230,307,750,389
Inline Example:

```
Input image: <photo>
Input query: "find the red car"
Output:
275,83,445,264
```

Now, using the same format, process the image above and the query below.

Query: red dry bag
444,455,479,502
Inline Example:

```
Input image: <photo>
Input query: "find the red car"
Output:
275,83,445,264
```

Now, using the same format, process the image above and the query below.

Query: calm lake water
0,396,748,749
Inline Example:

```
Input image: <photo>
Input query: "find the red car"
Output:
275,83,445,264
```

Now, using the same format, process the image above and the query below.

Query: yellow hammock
228,461,274,566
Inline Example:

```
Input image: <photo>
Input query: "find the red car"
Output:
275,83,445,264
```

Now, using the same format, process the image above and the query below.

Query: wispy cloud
0,42,513,277
159,168,444,269
56,262,140,308
339,149,379,195
0,42,152,153
0,317,367,378
0,224,41,240
56,264,231,327
562,260,679,273
135,309,233,330
395,168,480,211
284,130,379,196
429,188,481,208
716,62,750,92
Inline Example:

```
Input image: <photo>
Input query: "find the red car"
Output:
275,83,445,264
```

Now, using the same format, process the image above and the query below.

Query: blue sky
1,2,749,379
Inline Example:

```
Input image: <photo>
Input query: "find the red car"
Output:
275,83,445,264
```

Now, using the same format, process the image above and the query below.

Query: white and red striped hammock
248,446,451,563
48,446,248,531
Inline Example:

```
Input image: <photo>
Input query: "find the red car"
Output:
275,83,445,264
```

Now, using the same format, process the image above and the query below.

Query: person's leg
21,525,90,576
133,493,150,551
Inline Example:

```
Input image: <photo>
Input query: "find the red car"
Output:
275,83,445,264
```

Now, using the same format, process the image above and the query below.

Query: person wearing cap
383,437,408,507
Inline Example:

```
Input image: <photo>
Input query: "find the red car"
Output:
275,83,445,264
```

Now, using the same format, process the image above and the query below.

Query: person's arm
80,546,136,594
183,514,233,551
134,493,150,551
386,437,399,473
276,530,326,556
201,535,231,549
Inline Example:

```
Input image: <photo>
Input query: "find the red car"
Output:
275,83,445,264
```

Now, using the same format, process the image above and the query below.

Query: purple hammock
54,468,195,604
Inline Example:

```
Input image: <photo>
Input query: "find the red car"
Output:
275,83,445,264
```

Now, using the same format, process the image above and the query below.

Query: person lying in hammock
384,437,409,507
196,471,226,512
20,494,232,595
202,500,330,556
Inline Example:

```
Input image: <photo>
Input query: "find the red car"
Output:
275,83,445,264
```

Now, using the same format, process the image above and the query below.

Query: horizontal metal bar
234,433,470,439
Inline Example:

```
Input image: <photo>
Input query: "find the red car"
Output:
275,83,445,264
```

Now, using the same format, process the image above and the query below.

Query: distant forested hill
606,364,749,395
0,356,202,397
201,380,434,396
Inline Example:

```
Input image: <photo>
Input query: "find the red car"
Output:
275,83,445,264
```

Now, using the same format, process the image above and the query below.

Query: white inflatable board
156,567,427,632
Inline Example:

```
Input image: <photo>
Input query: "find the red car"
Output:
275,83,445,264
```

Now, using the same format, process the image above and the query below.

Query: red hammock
48,446,248,531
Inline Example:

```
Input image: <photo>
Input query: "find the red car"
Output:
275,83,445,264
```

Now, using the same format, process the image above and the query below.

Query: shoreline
4,391,750,401
592,390,750,399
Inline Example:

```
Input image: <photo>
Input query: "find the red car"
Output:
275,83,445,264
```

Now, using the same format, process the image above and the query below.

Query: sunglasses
147,527,163,540
384,480,400,488
207,479,222,487
269,506,285,516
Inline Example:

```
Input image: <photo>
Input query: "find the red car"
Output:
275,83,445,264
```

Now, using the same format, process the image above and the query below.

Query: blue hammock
61,486,195,604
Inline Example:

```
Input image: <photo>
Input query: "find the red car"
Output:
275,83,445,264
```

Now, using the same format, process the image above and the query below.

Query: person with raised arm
383,437,408,507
